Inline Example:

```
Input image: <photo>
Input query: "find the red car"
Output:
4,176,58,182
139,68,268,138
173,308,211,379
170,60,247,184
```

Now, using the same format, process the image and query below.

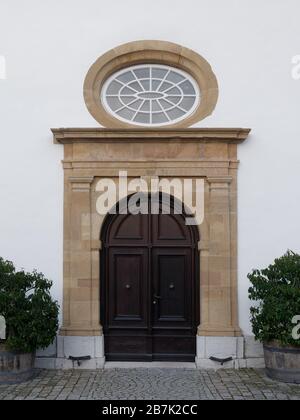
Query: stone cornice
52,128,251,144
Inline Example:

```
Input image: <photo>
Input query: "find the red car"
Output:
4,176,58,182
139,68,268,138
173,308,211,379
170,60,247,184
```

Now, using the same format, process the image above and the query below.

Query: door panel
105,335,152,361
108,248,148,327
105,247,150,360
107,213,149,246
152,213,192,246
152,336,196,361
151,248,195,360
152,250,192,325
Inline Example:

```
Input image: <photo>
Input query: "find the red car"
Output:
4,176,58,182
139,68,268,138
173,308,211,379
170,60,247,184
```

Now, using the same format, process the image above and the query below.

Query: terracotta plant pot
0,343,35,384
264,341,300,384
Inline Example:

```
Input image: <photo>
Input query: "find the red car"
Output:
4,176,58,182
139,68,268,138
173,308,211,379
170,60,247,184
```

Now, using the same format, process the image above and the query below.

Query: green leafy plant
0,257,59,353
248,250,300,347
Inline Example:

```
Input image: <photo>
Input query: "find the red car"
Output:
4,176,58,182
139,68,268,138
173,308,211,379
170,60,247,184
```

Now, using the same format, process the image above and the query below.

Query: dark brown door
101,199,199,361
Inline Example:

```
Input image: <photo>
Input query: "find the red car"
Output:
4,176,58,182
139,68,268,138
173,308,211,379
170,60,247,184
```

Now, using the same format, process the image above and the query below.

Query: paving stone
0,368,299,400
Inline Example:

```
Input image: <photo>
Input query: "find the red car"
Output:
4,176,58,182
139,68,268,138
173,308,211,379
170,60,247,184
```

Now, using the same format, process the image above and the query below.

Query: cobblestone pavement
0,368,299,400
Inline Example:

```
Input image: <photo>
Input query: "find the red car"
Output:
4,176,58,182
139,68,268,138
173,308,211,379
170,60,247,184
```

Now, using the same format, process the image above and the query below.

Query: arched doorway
100,194,199,361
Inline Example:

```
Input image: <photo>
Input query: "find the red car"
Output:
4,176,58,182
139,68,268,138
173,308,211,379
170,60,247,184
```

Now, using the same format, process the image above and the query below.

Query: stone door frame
53,127,251,368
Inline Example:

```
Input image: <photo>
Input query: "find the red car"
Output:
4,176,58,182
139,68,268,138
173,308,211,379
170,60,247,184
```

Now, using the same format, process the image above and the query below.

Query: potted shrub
248,251,300,383
0,257,59,384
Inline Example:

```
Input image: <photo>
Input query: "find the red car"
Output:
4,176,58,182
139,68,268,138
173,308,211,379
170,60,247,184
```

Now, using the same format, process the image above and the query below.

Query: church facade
1,1,299,369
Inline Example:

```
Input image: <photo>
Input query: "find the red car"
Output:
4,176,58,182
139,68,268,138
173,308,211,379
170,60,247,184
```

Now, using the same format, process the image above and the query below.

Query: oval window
101,64,200,127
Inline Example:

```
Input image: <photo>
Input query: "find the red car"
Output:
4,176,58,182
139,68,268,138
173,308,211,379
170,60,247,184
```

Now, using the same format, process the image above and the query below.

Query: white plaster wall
0,0,299,333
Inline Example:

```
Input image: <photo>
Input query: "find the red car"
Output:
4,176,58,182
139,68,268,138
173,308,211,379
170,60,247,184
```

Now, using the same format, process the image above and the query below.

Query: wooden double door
101,202,199,361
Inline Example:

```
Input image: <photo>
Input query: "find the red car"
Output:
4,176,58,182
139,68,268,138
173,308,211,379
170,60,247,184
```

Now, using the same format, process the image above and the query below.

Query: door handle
153,294,161,300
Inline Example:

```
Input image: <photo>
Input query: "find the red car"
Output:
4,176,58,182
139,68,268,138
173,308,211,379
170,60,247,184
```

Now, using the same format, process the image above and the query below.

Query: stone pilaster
198,176,241,337
60,176,101,336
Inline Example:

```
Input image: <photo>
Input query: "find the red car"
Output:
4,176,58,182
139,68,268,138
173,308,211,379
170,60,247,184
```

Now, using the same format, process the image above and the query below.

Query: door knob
125,284,131,289
153,300,157,305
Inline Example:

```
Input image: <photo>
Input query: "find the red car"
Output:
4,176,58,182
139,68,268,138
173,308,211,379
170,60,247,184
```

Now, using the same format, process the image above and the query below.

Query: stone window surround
47,127,261,369
83,40,219,129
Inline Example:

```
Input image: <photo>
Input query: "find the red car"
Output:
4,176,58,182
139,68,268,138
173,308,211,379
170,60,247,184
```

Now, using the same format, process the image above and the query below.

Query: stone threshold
104,362,196,369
